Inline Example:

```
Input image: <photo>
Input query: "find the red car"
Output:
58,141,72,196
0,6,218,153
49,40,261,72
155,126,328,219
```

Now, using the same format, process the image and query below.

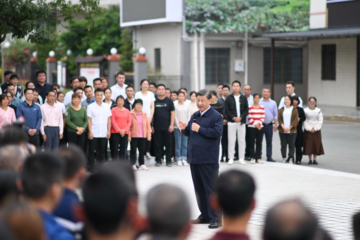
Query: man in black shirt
1,70,13,93
124,85,135,111
34,70,52,101
153,84,175,167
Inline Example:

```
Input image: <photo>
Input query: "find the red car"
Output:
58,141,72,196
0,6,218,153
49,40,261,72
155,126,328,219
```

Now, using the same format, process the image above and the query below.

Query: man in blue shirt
179,89,223,229
6,84,22,107
21,152,75,240
16,88,42,147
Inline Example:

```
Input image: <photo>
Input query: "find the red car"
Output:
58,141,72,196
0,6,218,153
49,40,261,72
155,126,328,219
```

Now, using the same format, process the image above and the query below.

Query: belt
44,126,59,128
263,122,273,126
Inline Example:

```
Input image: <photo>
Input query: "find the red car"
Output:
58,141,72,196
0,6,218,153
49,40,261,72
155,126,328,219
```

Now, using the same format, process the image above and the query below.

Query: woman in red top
247,93,265,164
110,95,131,160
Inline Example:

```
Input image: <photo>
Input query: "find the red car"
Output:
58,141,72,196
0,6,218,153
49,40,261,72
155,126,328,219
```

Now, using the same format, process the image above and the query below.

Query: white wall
310,0,327,29
135,23,182,76
308,38,357,107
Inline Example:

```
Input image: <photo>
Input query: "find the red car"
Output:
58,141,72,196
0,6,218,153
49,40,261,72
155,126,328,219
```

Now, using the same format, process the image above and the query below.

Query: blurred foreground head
263,199,319,240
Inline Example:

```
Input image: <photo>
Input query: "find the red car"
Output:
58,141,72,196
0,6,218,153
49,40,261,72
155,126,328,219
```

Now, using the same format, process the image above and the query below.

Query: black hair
94,88,104,95
71,93,81,100
149,82,157,87
0,169,20,206
232,80,241,87
196,89,211,100
171,91,178,95
0,126,28,146
104,87,111,93
215,170,255,218
292,95,300,104
24,88,34,95
217,83,224,87
56,145,86,181
222,85,230,90
84,85,93,91
308,96,317,103
21,152,64,200
284,95,293,106
46,89,56,96
32,89,39,94
25,81,35,89
353,212,360,240
0,94,8,105
73,87,84,93
115,72,125,78
253,93,261,99
70,76,79,84
78,76,88,83
116,95,125,103
93,78,101,84
177,91,186,96
57,91,64,96
126,85,134,90
4,70,13,76
286,81,295,87
82,170,133,235
35,70,46,77
134,99,143,106
157,84,166,89
6,83,15,89
209,90,217,97
9,74,19,81
189,91,197,97
140,79,149,86
165,88,171,91
51,83,60,89
179,87,187,92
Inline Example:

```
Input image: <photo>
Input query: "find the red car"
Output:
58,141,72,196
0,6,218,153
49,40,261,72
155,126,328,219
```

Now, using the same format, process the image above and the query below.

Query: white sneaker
146,152,152,159
257,159,264,164
177,161,183,166
228,159,234,165
250,159,255,164
182,160,189,166
132,165,137,171
239,159,247,165
139,165,149,170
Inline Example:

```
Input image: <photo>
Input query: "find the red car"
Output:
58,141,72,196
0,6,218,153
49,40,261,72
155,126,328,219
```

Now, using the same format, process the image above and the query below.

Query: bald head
263,199,319,240
146,184,191,239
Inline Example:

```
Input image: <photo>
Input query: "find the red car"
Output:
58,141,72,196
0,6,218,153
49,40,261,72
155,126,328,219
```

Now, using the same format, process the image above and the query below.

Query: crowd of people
1,69,325,171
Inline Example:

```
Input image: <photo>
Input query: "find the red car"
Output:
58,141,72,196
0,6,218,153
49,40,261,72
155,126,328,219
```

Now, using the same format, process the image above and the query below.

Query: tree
119,28,134,72
0,0,102,44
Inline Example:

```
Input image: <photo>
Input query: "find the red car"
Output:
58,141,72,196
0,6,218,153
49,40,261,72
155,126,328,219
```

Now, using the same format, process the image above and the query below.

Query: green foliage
119,28,134,72
0,0,102,44
5,39,35,65
185,0,309,33
35,32,63,70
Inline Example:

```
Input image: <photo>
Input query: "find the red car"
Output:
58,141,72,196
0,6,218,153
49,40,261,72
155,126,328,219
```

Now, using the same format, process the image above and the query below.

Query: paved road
265,120,360,174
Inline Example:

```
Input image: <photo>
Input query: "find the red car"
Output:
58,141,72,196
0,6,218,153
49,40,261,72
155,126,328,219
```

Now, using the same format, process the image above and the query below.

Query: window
154,48,161,72
322,44,336,80
264,48,303,84
206,48,230,84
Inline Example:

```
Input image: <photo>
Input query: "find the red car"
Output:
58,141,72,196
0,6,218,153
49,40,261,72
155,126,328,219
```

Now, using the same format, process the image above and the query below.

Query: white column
244,32,249,85
199,32,206,89
193,33,199,91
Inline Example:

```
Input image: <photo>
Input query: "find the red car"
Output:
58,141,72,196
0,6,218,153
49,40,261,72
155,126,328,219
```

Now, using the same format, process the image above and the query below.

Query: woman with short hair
0,94,16,128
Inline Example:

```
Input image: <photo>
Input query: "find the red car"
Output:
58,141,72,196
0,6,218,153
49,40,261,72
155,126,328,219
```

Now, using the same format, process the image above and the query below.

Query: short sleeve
107,107,112,117
150,92,155,101
169,99,175,111
87,106,92,117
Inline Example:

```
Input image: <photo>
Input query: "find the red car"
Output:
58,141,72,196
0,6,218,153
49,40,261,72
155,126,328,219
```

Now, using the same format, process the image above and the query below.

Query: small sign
80,67,100,82
235,59,244,72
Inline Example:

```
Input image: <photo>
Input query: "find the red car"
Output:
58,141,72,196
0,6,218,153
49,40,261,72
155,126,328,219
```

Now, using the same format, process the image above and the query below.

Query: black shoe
166,164,172,167
191,218,210,224
208,221,220,229
308,160,313,165
245,156,251,161
313,160,318,165
220,159,224,162
155,163,161,167
267,158,276,162
285,159,290,163
295,161,301,165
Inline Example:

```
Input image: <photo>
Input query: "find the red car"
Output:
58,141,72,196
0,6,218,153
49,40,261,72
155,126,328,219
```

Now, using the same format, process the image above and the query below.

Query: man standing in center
179,89,223,229
111,72,128,100
225,80,248,165
153,84,175,167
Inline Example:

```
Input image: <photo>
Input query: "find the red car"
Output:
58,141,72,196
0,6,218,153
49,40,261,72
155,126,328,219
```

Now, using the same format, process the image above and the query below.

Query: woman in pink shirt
128,99,151,171
0,94,16,128
110,96,131,160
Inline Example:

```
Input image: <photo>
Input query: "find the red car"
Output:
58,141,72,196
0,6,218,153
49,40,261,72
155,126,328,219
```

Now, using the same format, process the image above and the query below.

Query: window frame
205,48,230,85
321,44,336,81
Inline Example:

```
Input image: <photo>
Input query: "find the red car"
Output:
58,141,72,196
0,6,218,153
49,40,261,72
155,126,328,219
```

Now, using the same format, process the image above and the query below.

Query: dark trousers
67,131,86,150
248,127,264,159
279,133,297,159
43,127,60,150
145,139,151,153
221,125,228,160
110,133,128,161
262,124,273,159
59,125,68,146
190,163,219,223
130,138,146,166
245,125,251,158
29,134,40,148
88,138,107,171
154,130,172,164
295,130,303,162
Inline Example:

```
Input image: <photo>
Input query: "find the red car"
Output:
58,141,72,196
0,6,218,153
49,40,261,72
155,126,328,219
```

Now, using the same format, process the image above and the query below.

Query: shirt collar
200,106,211,116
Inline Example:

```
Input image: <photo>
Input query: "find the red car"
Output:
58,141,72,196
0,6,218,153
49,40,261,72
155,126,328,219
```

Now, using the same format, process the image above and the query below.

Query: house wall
308,38,357,107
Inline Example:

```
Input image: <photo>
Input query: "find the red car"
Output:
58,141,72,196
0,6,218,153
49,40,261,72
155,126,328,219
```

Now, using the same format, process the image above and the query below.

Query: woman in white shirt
303,97,324,165
174,91,191,166
188,91,198,116
278,95,299,164
135,79,155,158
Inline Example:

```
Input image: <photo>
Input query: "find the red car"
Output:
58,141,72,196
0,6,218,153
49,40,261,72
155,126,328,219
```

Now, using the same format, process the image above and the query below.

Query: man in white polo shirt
87,88,112,172
110,72,128,101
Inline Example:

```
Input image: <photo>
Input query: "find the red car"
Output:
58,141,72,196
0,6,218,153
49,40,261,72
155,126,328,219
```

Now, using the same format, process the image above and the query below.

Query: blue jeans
174,128,188,159
262,124,273,159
